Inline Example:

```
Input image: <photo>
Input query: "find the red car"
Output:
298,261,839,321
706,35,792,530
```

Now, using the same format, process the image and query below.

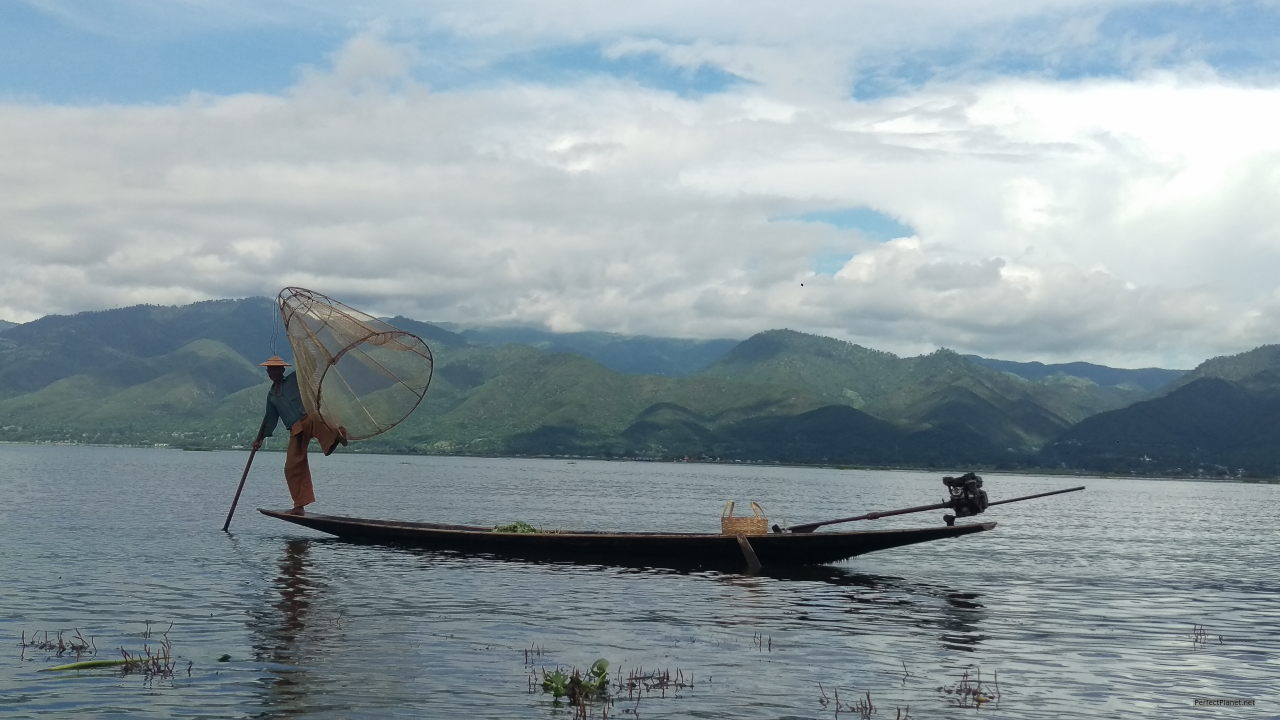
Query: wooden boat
258,508,996,571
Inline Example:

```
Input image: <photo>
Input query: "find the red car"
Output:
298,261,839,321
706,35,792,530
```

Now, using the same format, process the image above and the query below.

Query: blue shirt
258,372,307,438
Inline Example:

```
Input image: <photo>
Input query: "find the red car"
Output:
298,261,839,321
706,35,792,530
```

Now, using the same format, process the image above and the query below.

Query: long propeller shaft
786,484,1085,534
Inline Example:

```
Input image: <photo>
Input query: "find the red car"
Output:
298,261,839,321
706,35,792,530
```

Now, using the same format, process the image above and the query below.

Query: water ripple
2,447,1277,718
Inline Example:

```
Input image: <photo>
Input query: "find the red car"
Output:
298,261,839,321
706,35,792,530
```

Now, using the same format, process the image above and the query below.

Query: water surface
2,445,1276,718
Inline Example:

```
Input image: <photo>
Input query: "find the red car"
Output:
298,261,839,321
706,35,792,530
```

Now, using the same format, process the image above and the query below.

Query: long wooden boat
259,508,996,571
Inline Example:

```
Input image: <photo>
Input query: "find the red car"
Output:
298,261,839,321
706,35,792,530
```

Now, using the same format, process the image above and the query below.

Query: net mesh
278,287,434,442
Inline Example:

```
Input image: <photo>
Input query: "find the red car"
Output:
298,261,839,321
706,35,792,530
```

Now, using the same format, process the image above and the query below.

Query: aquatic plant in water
531,654,696,719
42,640,181,680
1192,623,1224,647
817,685,907,719
27,622,191,684
540,658,610,702
533,659,611,719
19,629,95,660
937,667,1000,708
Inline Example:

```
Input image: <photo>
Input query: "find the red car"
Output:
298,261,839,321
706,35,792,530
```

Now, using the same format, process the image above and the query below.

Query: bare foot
325,426,349,456
286,506,306,516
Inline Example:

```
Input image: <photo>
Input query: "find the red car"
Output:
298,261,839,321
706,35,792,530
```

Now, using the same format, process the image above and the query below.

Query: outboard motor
942,472,989,526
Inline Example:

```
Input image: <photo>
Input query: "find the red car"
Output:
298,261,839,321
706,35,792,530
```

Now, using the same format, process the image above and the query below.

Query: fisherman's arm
253,397,279,450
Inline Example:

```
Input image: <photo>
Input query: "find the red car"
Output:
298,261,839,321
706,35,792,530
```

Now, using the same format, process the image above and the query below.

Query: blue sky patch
778,207,915,240
851,1,1280,101
483,42,744,97
774,207,913,276
0,2,338,103
810,252,854,276
1100,1,1280,74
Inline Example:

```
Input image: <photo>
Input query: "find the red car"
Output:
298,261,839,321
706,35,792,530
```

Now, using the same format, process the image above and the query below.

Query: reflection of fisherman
252,356,347,515
274,539,314,642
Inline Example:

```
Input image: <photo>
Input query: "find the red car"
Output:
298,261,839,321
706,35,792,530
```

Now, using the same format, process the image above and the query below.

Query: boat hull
258,509,996,571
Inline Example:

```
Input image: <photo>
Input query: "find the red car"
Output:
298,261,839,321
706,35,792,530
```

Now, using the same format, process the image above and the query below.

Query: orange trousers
283,414,342,509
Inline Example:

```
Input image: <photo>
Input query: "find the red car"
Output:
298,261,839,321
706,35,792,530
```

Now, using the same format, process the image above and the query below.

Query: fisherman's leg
284,424,316,512
302,414,348,456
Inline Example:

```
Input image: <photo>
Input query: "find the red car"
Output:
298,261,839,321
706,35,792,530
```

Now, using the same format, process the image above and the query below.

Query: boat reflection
938,590,989,651
246,537,987,668
758,564,900,587
753,565,990,651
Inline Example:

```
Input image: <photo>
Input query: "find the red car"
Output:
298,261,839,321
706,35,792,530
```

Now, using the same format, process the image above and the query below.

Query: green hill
0,298,276,398
454,325,738,377
0,297,1247,474
1166,344,1280,391
964,355,1185,392
1038,345,1280,476
698,329,1146,453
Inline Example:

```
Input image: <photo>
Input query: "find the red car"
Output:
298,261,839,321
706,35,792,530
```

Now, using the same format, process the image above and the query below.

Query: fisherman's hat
258,355,292,367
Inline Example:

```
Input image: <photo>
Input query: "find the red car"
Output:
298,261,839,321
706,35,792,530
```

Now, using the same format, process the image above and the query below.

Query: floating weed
531,659,613,720
119,638,185,685
131,620,173,640
936,667,1000,709
530,657,695,719
753,632,772,652
19,629,96,660
817,686,910,719
1192,624,1224,647
39,639,188,685
617,666,693,699
524,643,547,665
129,622,183,685
29,623,190,686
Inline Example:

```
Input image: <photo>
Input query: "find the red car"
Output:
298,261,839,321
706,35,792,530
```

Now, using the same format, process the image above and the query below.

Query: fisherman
252,356,347,515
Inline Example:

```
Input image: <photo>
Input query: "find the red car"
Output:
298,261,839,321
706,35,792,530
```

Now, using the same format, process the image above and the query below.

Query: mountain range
1,297,1276,477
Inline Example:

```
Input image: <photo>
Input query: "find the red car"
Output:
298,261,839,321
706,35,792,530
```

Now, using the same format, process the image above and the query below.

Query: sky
2,1,1279,369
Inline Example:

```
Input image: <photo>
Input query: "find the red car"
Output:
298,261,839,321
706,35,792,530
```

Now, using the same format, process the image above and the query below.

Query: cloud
2,5,1280,370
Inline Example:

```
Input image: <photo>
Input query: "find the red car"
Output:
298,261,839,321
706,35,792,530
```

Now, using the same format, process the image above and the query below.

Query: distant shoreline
3,440,1276,485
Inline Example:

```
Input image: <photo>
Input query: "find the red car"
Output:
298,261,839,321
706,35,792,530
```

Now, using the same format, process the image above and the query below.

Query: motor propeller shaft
783,475,1085,533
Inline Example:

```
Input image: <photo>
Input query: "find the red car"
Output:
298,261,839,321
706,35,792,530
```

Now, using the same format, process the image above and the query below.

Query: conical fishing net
278,287,433,441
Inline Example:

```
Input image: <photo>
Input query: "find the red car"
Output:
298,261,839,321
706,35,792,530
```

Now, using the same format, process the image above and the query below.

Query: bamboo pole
222,445,258,532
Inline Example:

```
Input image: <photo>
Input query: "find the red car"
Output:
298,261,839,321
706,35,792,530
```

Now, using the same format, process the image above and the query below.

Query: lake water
1,444,1277,718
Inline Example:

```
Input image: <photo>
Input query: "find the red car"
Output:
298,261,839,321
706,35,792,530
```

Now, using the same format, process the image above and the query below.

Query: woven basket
721,501,768,536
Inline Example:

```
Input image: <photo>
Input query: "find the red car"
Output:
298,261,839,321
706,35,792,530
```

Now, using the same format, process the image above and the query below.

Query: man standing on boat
252,356,347,515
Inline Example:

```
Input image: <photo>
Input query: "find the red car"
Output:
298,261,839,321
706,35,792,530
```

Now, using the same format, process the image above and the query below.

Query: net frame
278,287,434,441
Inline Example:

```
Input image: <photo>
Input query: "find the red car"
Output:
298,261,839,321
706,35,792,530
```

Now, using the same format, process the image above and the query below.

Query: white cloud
3,6,1280,370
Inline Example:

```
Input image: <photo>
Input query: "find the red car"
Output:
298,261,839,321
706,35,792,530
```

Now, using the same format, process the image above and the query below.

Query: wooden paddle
785,485,1086,533
221,445,258,532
